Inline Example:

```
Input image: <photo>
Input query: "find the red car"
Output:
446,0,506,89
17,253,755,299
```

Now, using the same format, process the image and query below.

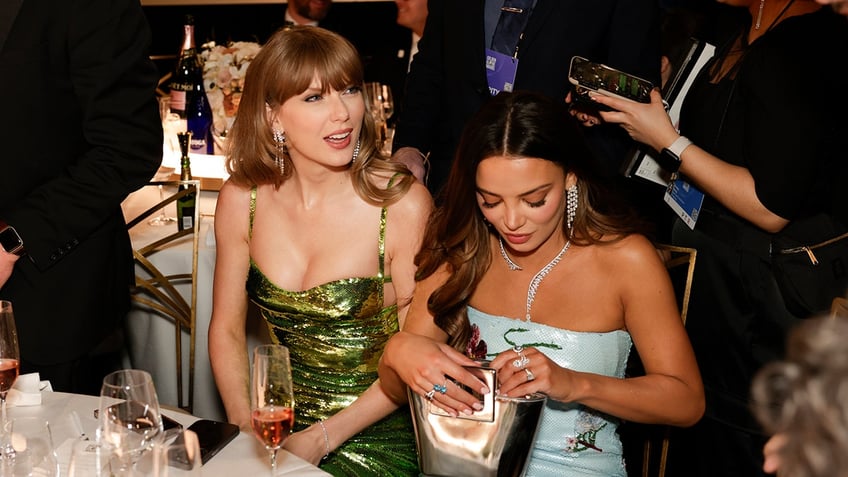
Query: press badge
664,176,704,230
486,48,518,96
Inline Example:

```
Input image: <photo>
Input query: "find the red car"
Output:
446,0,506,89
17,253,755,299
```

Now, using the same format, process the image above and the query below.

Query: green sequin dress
245,188,419,476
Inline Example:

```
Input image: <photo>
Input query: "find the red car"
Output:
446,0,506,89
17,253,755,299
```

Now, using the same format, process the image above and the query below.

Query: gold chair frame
641,243,697,477
832,296,848,319
126,180,201,413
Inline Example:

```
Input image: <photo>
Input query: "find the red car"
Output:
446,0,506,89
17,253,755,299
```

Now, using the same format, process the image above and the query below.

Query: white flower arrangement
200,40,262,133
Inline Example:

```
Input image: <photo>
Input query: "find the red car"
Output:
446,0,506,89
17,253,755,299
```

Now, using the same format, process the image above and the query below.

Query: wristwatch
0,220,25,256
657,136,693,173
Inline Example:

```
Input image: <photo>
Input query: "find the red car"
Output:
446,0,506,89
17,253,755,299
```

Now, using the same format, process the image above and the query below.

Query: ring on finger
524,368,535,382
433,383,448,394
425,389,436,400
513,352,529,369
513,346,523,354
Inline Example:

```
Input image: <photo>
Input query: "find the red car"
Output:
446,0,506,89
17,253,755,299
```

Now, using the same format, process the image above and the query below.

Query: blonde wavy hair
225,26,412,205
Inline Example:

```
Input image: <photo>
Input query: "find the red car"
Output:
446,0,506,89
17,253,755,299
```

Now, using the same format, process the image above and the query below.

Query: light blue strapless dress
467,306,632,477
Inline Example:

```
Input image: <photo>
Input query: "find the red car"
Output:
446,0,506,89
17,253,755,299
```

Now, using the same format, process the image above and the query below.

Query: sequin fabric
468,306,632,477
246,189,418,476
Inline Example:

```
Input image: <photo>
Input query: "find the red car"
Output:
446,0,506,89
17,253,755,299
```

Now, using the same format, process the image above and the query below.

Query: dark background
142,1,409,81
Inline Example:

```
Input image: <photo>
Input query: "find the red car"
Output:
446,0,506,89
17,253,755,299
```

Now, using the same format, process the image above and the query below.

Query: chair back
832,296,848,319
126,180,201,413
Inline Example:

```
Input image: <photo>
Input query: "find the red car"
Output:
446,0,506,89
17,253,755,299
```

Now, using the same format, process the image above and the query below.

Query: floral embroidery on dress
563,410,608,453
466,324,488,360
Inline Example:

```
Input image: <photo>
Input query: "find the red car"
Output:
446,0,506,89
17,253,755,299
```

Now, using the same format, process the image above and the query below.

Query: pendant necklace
498,237,571,322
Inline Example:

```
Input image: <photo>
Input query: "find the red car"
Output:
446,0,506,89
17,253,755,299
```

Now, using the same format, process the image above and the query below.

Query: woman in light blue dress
379,92,705,476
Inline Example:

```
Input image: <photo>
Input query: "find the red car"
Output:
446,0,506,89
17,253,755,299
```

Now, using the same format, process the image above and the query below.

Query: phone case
568,56,653,105
187,419,240,464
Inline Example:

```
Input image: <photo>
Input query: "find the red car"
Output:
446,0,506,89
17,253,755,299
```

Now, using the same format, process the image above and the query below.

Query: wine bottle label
170,90,187,112
181,216,193,230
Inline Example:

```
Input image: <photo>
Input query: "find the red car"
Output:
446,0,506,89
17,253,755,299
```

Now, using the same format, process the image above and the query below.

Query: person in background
208,26,431,475
390,0,660,196
593,1,848,475
285,0,332,26
815,0,848,14
395,0,428,72
0,0,162,394
751,315,848,477
379,91,704,476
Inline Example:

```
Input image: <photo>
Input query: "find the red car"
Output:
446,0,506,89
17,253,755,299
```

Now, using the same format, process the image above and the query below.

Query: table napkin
7,372,51,407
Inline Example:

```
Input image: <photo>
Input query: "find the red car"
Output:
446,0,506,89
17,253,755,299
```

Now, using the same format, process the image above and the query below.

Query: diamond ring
425,389,436,400
513,352,529,369
524,368,535,382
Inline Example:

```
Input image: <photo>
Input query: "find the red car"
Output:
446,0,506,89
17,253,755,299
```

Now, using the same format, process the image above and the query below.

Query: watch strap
667,136,693,158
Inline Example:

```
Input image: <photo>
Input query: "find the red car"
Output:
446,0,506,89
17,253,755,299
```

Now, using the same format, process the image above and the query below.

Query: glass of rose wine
0,301,20,426
251,344,294,475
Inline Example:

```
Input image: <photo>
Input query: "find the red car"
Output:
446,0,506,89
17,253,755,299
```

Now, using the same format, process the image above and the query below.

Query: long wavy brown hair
417,91,650,351
226,26,412,205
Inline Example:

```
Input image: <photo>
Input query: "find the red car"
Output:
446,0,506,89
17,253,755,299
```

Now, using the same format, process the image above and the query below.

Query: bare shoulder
596,233,664,272
390,180,433,219
215,180,254,232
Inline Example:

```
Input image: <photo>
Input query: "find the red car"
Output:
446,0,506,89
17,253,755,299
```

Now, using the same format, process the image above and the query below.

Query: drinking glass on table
98,369,163,476
251,344,294,475
150,429,202,476
1,417,59,476
0,301,20,427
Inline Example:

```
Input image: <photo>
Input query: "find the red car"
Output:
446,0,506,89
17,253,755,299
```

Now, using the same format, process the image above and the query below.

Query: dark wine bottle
186,78,214,154
168,15,198,120
176,132,197,231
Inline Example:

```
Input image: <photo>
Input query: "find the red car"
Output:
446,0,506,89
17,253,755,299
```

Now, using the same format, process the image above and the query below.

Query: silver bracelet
317,420,330,459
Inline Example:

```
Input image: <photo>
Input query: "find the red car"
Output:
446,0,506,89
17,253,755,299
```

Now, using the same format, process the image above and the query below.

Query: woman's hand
489,347,577,403
591,89,679,152
381,331,490,416
565,91,602,127
283,422,330,466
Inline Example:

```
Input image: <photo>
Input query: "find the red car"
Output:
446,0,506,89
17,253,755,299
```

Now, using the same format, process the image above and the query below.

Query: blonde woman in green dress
208,27,431,475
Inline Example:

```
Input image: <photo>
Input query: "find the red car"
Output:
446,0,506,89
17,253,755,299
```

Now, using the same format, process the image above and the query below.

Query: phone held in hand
568,56,654,110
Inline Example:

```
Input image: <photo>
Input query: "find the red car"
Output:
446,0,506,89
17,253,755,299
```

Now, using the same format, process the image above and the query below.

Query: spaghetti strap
248,186,257,240
378,206,388,284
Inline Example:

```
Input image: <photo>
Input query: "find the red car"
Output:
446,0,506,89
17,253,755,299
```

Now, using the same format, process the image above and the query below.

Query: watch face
0,227,23,254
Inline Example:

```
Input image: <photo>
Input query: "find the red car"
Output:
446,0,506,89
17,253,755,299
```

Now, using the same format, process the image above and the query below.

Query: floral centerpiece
200,40,262,134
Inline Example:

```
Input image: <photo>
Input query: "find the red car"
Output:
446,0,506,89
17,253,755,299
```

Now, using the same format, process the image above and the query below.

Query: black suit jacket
0,0,162,365
393,0,661,193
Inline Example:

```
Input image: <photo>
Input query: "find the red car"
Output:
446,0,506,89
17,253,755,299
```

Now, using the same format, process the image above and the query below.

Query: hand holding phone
568,56,654,111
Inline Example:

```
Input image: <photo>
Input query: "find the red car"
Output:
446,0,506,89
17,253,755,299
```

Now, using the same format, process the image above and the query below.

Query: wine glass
2,417,59,476
98,369,163,476
380,84,394,121
148,173,177,227
251,344,294,475
0,301,20,426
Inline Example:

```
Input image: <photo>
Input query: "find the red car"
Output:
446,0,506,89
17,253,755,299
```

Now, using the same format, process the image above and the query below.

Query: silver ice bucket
409,365,546,477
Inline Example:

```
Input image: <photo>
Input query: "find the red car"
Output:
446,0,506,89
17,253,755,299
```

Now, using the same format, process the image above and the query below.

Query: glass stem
269,448,278,475
1,393,6,425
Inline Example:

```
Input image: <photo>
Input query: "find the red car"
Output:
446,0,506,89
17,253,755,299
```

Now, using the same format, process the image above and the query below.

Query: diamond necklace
498,237,571,322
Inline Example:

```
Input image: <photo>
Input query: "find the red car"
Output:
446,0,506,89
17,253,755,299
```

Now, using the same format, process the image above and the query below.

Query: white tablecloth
8,391,328,476
122,183,269,421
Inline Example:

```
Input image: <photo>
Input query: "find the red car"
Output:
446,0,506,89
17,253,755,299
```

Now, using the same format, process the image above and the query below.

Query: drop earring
566,184,578,234
755,0,765,29
351,138,361,163
273,129,286,175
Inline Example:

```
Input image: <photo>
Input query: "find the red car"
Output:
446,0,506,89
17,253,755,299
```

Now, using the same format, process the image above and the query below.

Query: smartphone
568,56,654,107
186,419,240,465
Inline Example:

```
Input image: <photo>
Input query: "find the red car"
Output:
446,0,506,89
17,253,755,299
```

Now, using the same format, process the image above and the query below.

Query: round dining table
8,390,329,476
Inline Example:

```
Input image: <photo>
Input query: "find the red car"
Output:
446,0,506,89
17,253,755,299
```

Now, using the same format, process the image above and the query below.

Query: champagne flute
251,344,294,475
380,84,394,121
0,301,20,427
99,369,163,476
